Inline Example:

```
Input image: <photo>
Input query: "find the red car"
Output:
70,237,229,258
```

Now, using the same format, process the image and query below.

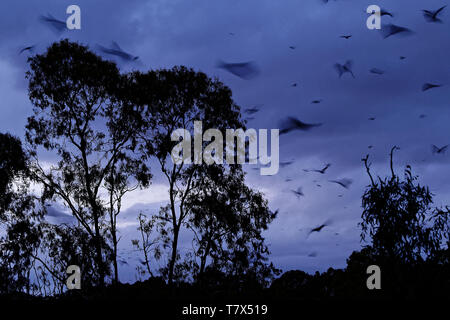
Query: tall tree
25,40,151,286
130,66,255,285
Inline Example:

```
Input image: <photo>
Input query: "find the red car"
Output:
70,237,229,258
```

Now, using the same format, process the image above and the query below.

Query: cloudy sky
1,0,450,283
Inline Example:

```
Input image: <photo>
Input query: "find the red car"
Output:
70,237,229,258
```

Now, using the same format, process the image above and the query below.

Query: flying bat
370,68,384,75
280,160,294,168
365,7,393,17
422,83,441,91
216,60,259,80
431,144,448,154
329,178,353,189
279,117,323,135
97,42,139,62
291,187,304,198
381,24,412,39
423,6,446,23
380,9,394,17
244,105,262,115
39,13,67,33
308,219,332,235
334,60,354,78
305,163,331,174
19,45,35,55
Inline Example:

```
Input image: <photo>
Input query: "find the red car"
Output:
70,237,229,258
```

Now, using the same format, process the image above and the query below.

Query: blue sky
1,0,450,283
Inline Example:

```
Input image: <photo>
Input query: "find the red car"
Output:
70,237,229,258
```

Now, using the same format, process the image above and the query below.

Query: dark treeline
0,40,449,301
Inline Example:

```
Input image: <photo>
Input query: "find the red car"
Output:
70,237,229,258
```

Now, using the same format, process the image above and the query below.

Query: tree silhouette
0,132,29,220
0,132,44,294
25,40,151,286
184,165,279,287
358,148,450,297
129,67,245,285
5,39,449,302
361,147,449,263
132,213,159,278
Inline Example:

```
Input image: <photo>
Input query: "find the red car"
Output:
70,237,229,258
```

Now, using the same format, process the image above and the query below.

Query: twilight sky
1,0,449,283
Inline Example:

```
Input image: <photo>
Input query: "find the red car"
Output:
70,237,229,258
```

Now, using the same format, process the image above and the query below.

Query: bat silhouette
291,187,304,198
431,144,448,154
365,7,393,17
19,45,35,55
311,99,322,104
370,68,384,75
329,178,353,189
279,117,323,135
39,13,67,33
305,163,331,174
244,106,261,115
422,83,441,91
380,9,394,17
308,219,332,235
423,6,446,23
97,42,139,62
334,60,354,78
381,24,412,39
340,35,352,39
216,60,259,80
280,160,294,168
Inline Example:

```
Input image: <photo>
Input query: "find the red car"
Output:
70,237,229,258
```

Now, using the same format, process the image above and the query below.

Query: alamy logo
170,121,280,175
366,265,381,290
66,5,81,30
66,265,81,290
366,5,381,30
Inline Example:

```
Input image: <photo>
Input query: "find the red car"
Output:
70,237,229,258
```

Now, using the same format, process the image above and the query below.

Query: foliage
361,147,450,264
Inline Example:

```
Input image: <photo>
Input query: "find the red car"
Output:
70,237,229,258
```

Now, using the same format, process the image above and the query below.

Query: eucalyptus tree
25,40,151,286
130,66,277,286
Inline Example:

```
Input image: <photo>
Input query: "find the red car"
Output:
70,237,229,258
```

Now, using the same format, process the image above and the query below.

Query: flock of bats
16,3,449,258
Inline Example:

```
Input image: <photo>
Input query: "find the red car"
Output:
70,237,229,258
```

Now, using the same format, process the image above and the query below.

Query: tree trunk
199,238,212,281
93,214,105,287
168,224,180,286
112,229,119,286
